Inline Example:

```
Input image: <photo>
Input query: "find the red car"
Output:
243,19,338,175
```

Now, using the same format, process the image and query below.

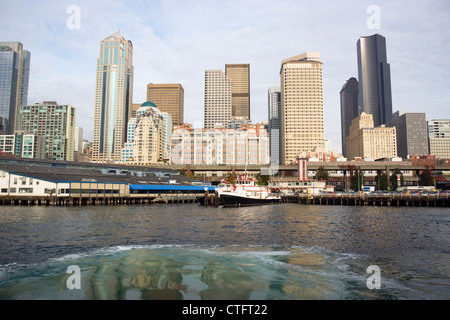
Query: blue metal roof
129,184,216,191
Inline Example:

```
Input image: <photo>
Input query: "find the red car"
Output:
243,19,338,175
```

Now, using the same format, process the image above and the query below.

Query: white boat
219,173,281,207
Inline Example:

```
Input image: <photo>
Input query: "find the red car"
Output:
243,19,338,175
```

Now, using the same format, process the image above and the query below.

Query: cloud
0,0,448,152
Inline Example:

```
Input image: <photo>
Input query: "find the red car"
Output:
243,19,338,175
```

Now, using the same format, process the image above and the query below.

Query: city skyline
1,0,449,153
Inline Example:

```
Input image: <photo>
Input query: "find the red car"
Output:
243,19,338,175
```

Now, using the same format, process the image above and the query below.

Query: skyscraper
280,52,324,164
225,64,250,119
147,83,184,126
92,31,134,163
357,34,392,127
387,111,428,159
340,77,359,157
268,86,281,165
204,70,232,129
0,42,30,134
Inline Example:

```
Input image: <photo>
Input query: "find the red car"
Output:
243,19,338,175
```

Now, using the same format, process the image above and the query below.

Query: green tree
314,166,329,182
257,174,270,186
376,171,389,191
225,172,236,185
351,171,364,192
419,169,434,186
390,168,404,190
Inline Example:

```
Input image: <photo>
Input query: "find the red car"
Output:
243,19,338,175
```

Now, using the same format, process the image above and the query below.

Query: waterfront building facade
346,112,397,160
280,52,324,164
92,31,134,163
147,83,184,126
204,70,232,129
357,34,393,127
386,111,428,159
0,42,30,134
340,77,359,157
170,123,269,166
225,64,250,119
17,101,75,161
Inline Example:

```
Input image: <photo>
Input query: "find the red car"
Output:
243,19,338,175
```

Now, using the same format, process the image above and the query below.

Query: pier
282,193,450,207
0,193,201,206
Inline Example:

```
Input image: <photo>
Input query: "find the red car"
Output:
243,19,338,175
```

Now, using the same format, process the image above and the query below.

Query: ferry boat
219,173,281,207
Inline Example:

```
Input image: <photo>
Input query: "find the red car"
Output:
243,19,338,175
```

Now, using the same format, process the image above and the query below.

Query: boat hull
220,193,281,207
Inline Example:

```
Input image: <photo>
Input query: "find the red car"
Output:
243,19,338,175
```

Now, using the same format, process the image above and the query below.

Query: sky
1,0,449,153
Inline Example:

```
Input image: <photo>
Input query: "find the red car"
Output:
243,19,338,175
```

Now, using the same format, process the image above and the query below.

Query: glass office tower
92,31,134,163
357,34,392,127
0,42,30,134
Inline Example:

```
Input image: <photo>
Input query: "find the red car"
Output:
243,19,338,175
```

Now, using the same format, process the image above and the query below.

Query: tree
419,169,434,186
351,171,364,192
376,171,389,191
390,168,404,190
257,174,270,186
225,172,236,185
314,166,329,182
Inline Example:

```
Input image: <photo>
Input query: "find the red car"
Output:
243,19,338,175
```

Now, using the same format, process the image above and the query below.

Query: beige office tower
147,84,184,126
92,30,134,163
346,112,397,160
204,70,232,128
131,103,141,118
280,52,324,164
225,64,250,119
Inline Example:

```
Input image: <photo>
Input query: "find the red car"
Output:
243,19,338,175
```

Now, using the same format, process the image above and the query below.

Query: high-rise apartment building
0,132,45,159
204,70,232,129
121,102,171,164
340,77,359,157
346,112,397,160
357,34,392,127
268,86,282,166
386,111,428,159
147,84,184,126
225,64,250,119
280,52,324,164
17,101,75,161
130,104,165,165
92,31,134,163
0,42,30,134
428,119,450,159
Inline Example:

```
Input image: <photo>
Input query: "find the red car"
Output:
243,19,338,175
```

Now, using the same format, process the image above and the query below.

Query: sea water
0,203,448,300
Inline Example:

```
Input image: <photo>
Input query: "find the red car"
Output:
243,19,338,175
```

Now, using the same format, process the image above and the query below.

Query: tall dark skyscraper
357,34,392,128
0,42,30,134
340,77,359,157
268,86,281,165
